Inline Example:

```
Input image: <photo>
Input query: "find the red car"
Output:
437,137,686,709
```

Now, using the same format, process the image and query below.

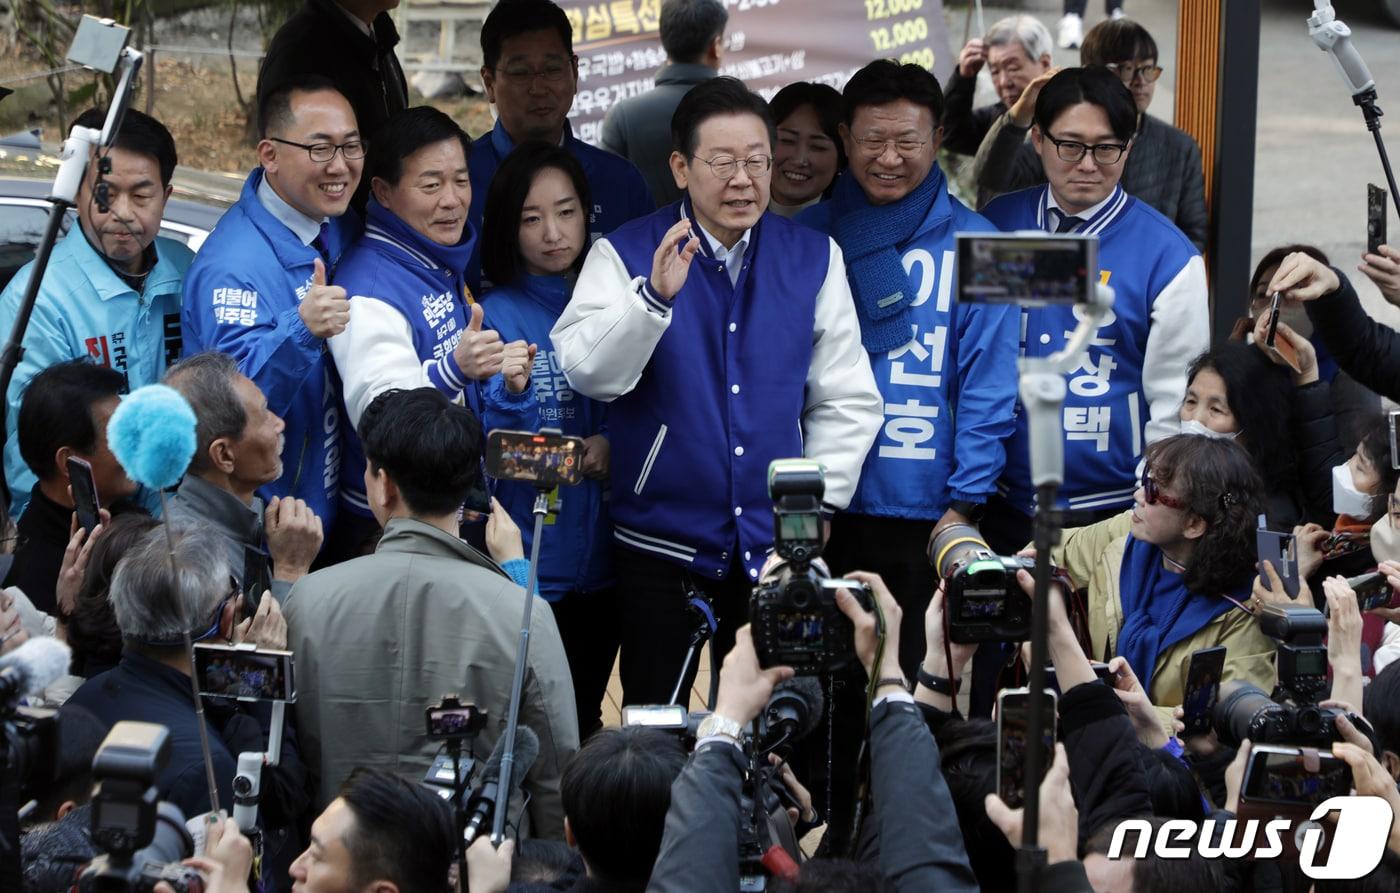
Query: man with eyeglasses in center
552,76,882,709
183,75,365,542
967,68,1208,715
466,0,653,291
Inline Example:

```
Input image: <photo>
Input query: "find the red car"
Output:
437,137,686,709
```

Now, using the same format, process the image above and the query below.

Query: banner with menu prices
560,0,954,146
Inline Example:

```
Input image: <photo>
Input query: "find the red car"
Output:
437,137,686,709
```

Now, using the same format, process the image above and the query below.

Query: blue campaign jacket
181,169,354,526
483,274,612,599
982,185,1208,515
1,228,192,518
799,181,1019,519
466,120,653,290
584,203,836,580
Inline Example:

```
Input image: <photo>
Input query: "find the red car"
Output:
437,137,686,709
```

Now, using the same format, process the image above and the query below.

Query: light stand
0,17,142,508
1308,2,1400,213
1013,280,1114,893
491,488,551,844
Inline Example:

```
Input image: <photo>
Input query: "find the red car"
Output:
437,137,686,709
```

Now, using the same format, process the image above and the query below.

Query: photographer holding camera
649,574,980,893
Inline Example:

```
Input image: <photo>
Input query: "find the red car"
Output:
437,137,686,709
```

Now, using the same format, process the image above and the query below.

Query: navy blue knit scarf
830,164,944,352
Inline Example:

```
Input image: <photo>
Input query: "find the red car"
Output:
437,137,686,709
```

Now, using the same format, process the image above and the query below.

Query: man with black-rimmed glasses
975,66,1207,577
182,74,363,538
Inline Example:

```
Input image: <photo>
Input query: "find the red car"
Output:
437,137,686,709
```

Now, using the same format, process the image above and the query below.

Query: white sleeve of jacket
550,238,671,402
1141,254,1209,446
802,240,883,510
330,296,456,429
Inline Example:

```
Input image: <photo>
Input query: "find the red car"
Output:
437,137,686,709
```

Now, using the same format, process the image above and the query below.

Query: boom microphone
0,637,71,703
760,676,825,751
462,726,540,845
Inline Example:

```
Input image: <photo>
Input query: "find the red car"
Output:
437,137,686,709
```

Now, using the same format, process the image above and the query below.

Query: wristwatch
947,499,986,524
696,713,745,744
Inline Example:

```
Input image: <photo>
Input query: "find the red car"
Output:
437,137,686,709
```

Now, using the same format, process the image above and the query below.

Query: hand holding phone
996,687,1057,810
1182,646,1227,737
1256,523,1301,600
65,456,101,535
1369,183,1388,256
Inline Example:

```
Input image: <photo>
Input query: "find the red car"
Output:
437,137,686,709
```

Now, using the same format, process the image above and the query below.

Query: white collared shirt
1045,188,1117,234
256,175,327,247
334,2,375,39
695,219,752,288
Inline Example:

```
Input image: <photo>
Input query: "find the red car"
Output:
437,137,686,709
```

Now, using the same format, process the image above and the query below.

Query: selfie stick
491,487,550,844
1308,2,1400,213
0,19,142,508
1014,274,1114,893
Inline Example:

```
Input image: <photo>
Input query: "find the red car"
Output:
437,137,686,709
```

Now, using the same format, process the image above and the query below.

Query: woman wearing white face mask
1179,341,1340,530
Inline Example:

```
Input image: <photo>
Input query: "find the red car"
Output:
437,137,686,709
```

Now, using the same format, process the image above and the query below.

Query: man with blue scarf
796,59,1019,848
799,61,1019,673
327,107,537,534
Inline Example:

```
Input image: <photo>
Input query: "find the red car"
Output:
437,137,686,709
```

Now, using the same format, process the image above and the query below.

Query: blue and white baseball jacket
981,184,1209,515
484,274,611,599
329,199,536,516
182,168,353,527
1,229,192,518
799,180,1020,519
466,120,653,290
551,199,882,582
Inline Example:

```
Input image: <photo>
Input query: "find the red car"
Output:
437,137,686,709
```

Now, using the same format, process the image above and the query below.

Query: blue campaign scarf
829,164,943,352
1115,535,1243,695
364,197,477,280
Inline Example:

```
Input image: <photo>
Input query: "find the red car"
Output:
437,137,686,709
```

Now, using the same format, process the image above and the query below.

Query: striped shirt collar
1037,184,1128,237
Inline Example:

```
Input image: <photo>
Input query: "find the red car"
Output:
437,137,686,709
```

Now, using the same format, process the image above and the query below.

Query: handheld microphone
1308,2,1376,97
0,636,71,703
462,726,539,845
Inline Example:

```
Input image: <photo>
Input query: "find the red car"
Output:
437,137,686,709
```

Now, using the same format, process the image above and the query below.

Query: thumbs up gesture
299,258,351,339
453,302,506,381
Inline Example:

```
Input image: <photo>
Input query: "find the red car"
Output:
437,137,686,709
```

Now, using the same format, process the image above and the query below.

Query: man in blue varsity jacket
978,67,1207,553
552,78,882,706
182,76,363,532
328,106,535,532
466,0,653,291
799,61,1020,675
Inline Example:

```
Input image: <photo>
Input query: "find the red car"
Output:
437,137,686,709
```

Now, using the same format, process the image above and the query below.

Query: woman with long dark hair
480,141,614,740
1050,435,1275,708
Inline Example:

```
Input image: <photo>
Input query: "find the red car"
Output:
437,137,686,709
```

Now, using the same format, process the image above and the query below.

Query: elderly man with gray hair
163,351,324,608
942,14,1054,157
65,523,306,826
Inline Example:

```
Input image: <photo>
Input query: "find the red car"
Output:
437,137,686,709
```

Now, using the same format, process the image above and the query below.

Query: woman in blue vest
480,141,614,739
1050,434,1276,711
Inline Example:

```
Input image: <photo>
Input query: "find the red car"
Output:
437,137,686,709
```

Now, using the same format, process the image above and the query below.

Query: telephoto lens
928,523,990,577
1212,681,1281,748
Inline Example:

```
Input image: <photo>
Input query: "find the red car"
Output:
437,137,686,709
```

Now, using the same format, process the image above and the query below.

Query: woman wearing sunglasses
1048,434,1276,716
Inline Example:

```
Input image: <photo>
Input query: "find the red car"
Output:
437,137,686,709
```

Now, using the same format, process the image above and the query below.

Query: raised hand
649,217,701,301
299,258,350,339
1266,251,1340,302
958,38,987,78
454,302,506,381
501,340,537,395
1011,67,1062,127
266,496,323,582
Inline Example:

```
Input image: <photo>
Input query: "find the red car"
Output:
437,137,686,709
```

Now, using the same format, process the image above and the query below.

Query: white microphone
1308,2,1376,97
0,636,71,702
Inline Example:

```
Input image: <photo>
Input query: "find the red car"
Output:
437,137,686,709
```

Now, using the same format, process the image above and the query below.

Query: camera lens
233,775,253,796
929,523,990,577
1212,681,1279,748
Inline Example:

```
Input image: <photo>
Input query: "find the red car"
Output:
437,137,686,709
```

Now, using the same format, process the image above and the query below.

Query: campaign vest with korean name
601,203,828,582
799,184,1020,519
982,185,1201,515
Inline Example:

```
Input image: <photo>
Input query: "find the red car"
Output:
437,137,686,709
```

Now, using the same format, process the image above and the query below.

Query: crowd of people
6,0,1400,890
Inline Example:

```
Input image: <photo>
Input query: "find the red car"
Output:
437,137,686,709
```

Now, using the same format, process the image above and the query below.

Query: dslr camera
929,523,1039,642
1212,605,1359,748
750,460,872,675
78,721,205,893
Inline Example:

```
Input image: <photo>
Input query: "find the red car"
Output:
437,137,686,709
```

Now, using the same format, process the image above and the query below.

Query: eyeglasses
853,136,929,158
269,137,367,163
1043,133,1129,166
1105,62,1164,84
498,60,574,84
1141,469,1189,511
695,153,773,180
192,577,242,643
